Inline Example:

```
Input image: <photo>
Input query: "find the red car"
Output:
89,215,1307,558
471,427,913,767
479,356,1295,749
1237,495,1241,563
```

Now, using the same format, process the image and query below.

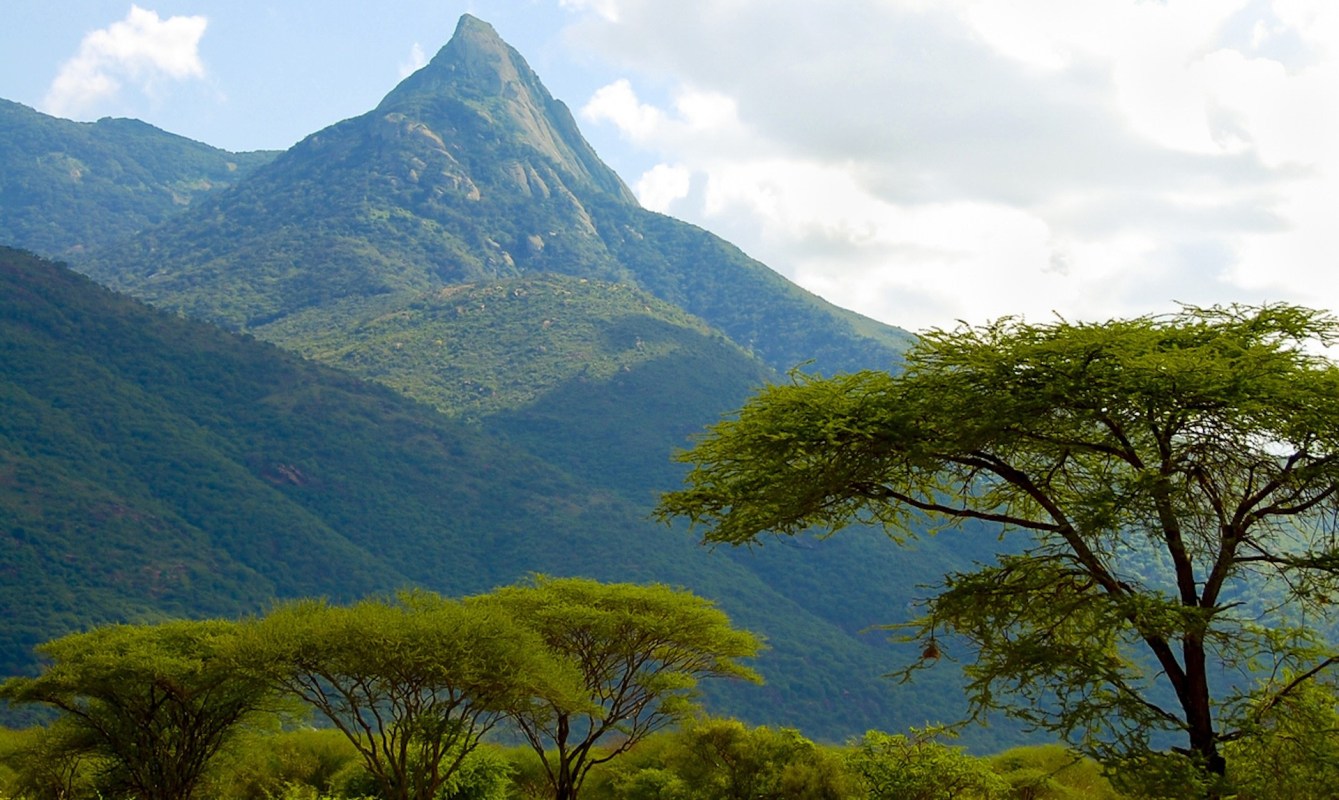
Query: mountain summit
378,14,635,203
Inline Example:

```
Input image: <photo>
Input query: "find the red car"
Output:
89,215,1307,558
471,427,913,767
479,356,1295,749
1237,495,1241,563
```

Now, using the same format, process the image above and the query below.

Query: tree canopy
239,592,584,800
659,303,1339,791
0,620,272,800
473,576,762,800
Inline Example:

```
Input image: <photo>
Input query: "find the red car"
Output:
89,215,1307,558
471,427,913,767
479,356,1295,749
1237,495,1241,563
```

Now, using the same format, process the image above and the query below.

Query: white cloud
43,5,208,119
399,42,428,79
582,79,663,141
562,0,1339,331
559,0,621,22
582,80,745,154
635,163,691,212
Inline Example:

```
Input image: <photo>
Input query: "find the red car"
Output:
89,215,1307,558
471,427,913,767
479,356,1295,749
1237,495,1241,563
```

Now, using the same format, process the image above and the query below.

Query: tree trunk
554,768,578,800
1183,640,1226,798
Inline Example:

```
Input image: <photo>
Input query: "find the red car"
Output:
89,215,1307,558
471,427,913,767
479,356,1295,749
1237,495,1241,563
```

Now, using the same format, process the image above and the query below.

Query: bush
847,726,1008,800
202,727,362,800
605,718,855,800
0,724,100,800
988,744,1121,800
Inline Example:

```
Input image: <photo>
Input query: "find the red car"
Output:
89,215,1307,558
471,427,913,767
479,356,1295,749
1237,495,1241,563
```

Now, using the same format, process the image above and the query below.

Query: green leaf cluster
847,726,1009,800
240,592,587,800
603,718,855,800
472,577,763,800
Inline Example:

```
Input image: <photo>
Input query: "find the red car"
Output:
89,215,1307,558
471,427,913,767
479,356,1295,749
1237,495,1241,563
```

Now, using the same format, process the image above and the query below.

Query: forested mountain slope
0,247,1005,744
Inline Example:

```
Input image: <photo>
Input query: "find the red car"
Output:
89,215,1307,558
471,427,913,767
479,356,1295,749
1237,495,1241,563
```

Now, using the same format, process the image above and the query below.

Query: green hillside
261,275,757,419
0,99,275,257
0,247,1013,745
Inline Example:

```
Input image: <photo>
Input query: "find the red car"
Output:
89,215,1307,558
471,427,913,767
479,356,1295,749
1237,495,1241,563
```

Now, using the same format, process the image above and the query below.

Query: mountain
1,15,1018,745
81,14,911,377
0,99,276,257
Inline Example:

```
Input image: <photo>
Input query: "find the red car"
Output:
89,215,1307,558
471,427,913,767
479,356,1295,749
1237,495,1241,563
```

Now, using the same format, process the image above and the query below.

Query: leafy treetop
474,576,763,800
0,620,273,800
240,591,584,800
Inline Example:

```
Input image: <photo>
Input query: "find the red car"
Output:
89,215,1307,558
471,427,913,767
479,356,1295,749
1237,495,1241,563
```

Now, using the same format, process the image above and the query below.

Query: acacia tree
242,592,584,800
0,620,273,800
474,576,762,800
658,304,1339,792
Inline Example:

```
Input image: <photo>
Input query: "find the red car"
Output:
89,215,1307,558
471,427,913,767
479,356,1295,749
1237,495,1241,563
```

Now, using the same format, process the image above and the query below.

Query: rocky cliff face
378,14,637,204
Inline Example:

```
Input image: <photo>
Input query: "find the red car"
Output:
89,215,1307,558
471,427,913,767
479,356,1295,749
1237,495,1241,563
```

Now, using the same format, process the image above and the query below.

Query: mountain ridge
78,14,911,375
0,99,276,257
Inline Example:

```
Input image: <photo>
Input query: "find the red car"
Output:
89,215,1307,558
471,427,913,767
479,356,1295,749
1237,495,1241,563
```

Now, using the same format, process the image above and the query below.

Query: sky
3,1,1337,333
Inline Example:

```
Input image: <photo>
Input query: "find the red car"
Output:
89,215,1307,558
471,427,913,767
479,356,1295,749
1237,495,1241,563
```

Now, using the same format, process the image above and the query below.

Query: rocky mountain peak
376,14,635,204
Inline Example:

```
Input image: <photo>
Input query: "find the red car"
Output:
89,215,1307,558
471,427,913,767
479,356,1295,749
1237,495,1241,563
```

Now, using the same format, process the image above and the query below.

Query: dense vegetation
0,99,274,257
261,274,763,420
0,585,1146,800
0,715,1134,800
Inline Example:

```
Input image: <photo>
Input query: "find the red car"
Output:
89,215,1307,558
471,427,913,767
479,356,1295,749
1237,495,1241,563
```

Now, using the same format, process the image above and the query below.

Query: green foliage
988,744,1122,800
317,744,510,800
474,577,763,800
1223,677,1339,800
240,592,583,800
435,746,512,800
0,620,273,800
660,304,1339,784
199,727,361,800
847,727,1009,800
605,718,855,800
0,724,100,800
491,744,551,800
1100,750,1220,800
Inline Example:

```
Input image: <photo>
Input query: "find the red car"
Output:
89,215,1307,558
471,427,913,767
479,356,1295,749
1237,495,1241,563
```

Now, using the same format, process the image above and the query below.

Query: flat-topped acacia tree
474,576,762,800
658,304,1339,795
242,592,584,800
0,620,272,800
